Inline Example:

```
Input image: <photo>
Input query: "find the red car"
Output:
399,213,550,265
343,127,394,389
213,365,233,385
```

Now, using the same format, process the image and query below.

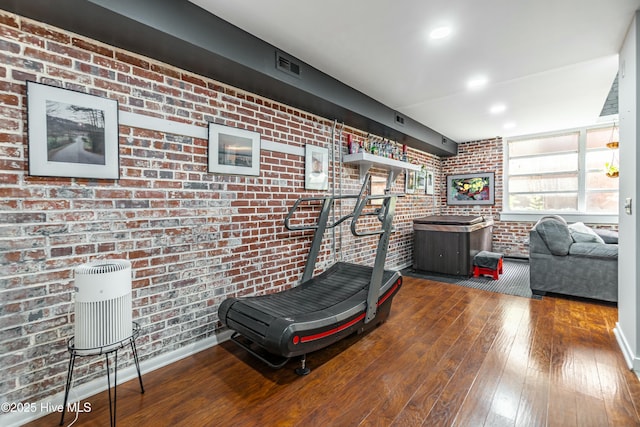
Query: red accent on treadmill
300,313,366,343
377,282,400,306
299,281,401,344
292,335,300,345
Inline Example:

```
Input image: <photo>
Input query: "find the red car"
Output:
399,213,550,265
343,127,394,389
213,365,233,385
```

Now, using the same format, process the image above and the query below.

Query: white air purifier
74,259,132,350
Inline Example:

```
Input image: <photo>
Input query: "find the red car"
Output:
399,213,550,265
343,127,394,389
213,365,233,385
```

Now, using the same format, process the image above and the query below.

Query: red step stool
472,251,503,280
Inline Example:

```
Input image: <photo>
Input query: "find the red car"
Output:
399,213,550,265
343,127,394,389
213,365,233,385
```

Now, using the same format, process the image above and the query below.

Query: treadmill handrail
284,171,397,284
284,197,328,231
350,194,402,237
284,194,360,231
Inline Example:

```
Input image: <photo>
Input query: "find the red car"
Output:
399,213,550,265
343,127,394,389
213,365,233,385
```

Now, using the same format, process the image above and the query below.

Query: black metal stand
60,322,144,427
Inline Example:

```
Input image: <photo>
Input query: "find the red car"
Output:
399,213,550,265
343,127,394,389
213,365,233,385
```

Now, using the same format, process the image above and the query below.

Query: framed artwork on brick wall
416,168,426,192
304,144,328,190
27,81,120,179
447,172,495,205
405,170,416,194
208,123,261,176
426,170,435,195
369,175,386,206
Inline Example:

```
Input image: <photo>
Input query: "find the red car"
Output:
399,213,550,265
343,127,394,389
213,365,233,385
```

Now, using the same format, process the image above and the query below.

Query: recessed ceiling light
467,76,488,90
490,104,506,114
429,26,452,40
503,122,517,129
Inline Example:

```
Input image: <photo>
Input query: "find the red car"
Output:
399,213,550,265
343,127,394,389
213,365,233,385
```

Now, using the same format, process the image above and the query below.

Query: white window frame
500,124,619,224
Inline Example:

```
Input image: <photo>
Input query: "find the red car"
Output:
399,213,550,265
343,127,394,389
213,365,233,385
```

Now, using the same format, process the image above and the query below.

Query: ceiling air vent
276,51,301,78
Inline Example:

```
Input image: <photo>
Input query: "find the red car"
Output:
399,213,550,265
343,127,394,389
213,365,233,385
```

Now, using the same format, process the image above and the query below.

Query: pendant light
605,122,619,178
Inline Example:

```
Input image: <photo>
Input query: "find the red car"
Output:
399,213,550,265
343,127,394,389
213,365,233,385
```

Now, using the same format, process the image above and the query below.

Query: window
505,124,619,217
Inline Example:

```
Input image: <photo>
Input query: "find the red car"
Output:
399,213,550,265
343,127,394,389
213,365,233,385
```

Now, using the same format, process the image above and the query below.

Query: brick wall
441,138,618,257
0,11,441,409
441,137,533,257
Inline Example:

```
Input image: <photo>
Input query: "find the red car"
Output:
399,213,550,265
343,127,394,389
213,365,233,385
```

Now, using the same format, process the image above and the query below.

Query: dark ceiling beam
0,0,457,156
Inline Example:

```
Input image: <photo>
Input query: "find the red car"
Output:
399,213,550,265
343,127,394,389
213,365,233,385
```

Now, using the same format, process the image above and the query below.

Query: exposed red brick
71,37,114,57
44,42,90,62
132,67,164,83
115,51,150,69
94,77,131,94
0,11,19,28
151,63,181,79
93,55,131,72
181,73,207,87
21,21,70,44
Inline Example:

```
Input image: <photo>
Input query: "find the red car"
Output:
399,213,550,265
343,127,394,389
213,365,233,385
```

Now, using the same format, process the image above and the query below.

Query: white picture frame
27,81,120,179
369,175,386,206
416,169,426,192
305,144,329,190
426,170,435,195
405,170,416,194
208,123,261,176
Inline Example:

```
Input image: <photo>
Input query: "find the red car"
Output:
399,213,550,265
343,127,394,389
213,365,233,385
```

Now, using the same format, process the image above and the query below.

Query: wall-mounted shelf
344,152,421,183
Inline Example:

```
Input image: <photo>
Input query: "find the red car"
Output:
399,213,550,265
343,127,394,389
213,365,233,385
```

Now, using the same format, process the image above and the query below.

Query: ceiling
190,0,640,142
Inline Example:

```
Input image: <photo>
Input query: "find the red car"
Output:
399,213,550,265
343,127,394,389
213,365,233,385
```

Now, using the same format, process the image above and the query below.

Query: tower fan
74,259,132,351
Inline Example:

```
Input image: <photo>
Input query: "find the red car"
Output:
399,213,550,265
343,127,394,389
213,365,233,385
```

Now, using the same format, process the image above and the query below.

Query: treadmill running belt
241,263,384,317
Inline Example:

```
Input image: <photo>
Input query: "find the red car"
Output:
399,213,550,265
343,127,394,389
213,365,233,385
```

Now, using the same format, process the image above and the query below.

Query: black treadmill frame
218,173,403,371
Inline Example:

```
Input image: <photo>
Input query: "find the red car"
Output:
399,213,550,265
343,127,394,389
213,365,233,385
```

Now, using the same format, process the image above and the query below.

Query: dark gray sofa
529,215,618,302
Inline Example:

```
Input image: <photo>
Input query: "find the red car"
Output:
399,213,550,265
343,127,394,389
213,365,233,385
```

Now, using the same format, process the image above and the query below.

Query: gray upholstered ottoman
473,251,504,280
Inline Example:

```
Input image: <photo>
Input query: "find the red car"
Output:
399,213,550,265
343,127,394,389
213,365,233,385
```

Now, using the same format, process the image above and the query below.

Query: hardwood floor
26,277,640,427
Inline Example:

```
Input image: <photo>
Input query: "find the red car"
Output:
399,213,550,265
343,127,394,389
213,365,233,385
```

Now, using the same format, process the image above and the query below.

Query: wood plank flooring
25,277,640,427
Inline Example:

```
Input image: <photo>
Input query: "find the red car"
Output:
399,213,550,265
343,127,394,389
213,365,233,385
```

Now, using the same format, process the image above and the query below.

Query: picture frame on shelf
305,144,329,190
27,81,120,179
446,172,495,205
208,123,261,176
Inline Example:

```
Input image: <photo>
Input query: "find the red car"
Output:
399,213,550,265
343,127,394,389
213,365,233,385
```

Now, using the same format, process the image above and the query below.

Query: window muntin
506,125,618,214
509,153,578,175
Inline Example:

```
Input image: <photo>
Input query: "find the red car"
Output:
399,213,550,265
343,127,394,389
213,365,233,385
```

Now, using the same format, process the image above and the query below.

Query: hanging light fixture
605,122,619,178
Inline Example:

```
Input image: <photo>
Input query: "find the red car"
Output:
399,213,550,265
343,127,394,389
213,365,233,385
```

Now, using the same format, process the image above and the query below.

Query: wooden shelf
343,152,421,183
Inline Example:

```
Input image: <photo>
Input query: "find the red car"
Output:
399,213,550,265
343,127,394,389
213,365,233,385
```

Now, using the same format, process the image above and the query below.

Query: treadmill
218,173,403,374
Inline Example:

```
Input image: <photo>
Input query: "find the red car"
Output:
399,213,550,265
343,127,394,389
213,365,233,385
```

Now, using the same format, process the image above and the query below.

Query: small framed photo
305,144,329,190
27,81,120,179
369,175,386,206
416,169,426,192
447,172,495,205
208,123,261,176
425,170,435,195
405,170,417,194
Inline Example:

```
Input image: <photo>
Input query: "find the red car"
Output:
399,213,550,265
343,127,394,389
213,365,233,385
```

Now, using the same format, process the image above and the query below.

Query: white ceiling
190,0,640,142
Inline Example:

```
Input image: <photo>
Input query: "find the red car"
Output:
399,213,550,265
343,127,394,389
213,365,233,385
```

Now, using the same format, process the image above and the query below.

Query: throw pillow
568,222,605,244
535,217,573,255
594,228,619,244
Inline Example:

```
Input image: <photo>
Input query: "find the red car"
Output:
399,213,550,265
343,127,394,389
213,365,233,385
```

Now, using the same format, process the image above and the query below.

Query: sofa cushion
568,222,605,244
594,228,619,244
569,242,618,259
534,217,573,256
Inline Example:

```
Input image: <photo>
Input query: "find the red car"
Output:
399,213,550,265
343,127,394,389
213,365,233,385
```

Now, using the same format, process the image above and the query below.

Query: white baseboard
614,322,635,370
2,329,233,427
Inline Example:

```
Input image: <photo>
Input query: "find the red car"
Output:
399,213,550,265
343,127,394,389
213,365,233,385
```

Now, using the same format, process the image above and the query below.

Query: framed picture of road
27,81,119,179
